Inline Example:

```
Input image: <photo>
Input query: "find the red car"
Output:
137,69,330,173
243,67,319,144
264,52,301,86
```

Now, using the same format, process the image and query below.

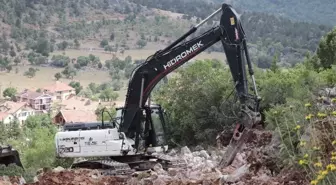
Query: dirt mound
28,169,128,185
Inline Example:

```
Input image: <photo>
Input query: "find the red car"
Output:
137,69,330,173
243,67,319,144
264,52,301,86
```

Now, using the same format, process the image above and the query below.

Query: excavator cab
114,104,169,153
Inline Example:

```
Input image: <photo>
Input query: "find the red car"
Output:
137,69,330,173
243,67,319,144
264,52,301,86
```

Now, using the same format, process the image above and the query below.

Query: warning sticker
230,17,235,25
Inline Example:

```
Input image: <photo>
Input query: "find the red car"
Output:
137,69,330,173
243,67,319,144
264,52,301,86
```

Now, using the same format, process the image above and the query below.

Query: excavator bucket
0,145,24,168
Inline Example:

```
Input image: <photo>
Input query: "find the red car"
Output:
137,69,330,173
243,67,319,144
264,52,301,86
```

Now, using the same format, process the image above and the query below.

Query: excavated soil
0,129,310,185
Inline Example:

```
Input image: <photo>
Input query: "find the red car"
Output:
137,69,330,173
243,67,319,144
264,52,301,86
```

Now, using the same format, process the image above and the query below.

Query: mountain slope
214,0,336,26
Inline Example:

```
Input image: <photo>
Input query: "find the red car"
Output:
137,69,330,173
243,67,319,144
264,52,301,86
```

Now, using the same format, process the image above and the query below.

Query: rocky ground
0,129,310,185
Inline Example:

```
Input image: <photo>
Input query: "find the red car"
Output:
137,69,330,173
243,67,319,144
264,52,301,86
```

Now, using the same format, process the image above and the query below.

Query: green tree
34,38,52,56
54,72,62,80
6,65,12,73
10,50,16,57
100,39,109,48
62,65,77,79
316,28,336,69
14,57,20,65
24,68,38,78
136,39,147,48
270,53,280,73
153,60,237,146
74,39,80,49
3,87,17,99
99,88,118,101
56,41,68,50
69,81,83,94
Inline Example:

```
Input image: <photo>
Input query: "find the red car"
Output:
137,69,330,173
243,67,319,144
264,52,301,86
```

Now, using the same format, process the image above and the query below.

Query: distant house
15,89,53,111
0,101,35,125
42,81,76,101
52,109,98,126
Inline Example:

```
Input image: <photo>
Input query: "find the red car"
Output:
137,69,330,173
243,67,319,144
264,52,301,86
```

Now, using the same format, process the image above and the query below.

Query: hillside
132,0,334,67
215,0,336,26
0,0,334,98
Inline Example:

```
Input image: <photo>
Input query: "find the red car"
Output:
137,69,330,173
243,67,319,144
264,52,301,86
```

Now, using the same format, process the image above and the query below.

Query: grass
0,65,110,94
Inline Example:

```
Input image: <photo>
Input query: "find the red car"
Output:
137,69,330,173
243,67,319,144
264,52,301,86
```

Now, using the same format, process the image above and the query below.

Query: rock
168,149,177,156
168,168,178,176
220,164,250,183
181,146,191,155
199,150,210,159
194,145,204,151
52,166,65,172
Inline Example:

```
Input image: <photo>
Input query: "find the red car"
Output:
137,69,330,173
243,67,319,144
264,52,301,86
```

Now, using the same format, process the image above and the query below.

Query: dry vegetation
0,66,110,92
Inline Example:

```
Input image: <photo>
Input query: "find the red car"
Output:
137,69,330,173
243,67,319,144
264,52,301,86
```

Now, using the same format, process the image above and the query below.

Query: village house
15,89,53,112
42,81,76,101
0,101,35,125
52,109,98,126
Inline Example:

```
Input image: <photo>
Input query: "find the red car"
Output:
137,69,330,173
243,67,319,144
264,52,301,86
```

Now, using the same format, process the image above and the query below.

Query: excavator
54,3,262,174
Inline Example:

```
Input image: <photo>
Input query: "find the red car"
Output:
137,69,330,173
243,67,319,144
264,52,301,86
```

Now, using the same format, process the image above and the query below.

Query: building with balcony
15,89,53,112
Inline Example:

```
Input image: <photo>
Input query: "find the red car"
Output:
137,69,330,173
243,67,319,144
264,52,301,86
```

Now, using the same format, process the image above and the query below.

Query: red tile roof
43,81,75,93
16,90,51,100
58,110,97,123
0,101,27,114
0,112,10,120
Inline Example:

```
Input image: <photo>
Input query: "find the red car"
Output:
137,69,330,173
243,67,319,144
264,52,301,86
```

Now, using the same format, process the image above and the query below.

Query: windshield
151,108,165,145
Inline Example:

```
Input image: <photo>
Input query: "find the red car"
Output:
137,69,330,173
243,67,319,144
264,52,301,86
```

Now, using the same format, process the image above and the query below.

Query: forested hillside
216,0,336,26
132,0,334,68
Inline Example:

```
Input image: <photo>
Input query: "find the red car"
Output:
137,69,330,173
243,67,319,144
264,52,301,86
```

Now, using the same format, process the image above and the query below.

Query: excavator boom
54,3,261,171
119,3,261,158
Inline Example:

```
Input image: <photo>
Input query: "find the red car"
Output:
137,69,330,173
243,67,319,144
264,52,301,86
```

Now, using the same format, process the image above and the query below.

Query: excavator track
71,159,134,176
70,154,188,176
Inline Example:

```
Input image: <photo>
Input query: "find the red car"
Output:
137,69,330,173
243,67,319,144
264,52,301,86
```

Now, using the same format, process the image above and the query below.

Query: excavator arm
119,3,261,166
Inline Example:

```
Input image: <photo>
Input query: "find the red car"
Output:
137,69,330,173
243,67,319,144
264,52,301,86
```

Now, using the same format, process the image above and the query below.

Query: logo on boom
163,41,204,70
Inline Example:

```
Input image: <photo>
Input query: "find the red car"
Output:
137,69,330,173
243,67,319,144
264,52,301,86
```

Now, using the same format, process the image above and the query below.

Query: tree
316,28,336,69
76,56,90,67
270,53,280,73
153,60,238,146
6,65,12,73
34,38,52,56
99,88,118,101
24,67,38,78
98,62,103,69
10,50,16,57
136,39,147,48
110,33,115,41
57,41,68,50
104,45,113,53
74,39,80,49
54,73,62,80
69,81,83,94
62,66,77,79
14,57,20,65
3,87,17,100
100,39,109,48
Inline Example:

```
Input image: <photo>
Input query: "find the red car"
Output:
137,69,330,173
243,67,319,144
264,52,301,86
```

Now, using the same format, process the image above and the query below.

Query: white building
0,101,35,125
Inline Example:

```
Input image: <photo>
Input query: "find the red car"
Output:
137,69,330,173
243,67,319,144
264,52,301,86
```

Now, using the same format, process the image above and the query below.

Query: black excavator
55,3,262,173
